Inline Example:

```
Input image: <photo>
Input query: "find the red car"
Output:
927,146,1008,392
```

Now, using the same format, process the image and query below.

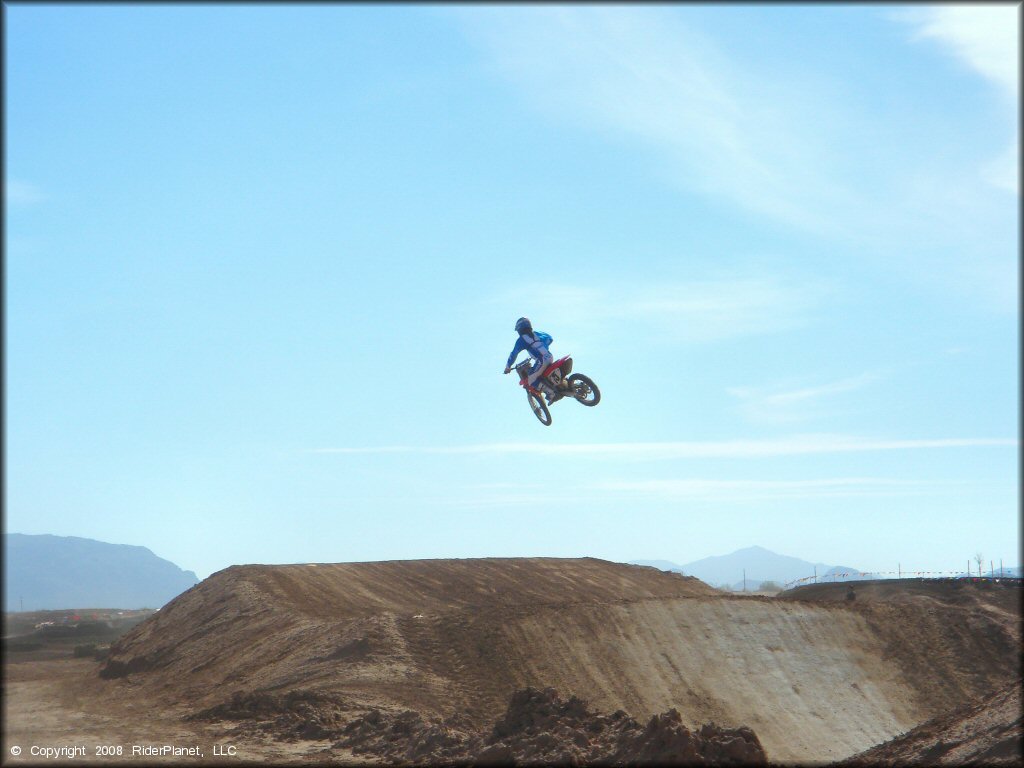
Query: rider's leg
527,350,554,399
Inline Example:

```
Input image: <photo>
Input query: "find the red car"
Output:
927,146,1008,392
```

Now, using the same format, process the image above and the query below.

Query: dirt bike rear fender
543,355,572,377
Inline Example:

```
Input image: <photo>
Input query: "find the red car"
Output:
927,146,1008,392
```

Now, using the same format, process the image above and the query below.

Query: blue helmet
515,317,532,333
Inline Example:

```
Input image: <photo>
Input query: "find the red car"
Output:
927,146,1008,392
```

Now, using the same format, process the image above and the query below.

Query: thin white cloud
444,476,970,508
903,5,1019,99
456,6,847,234
896,5,1020,195
4,180,44,205
311,435,1016,460
728,373,881,425
593,477,937,502
486,271,832,345
457,7,1018,311
982,139,1019,194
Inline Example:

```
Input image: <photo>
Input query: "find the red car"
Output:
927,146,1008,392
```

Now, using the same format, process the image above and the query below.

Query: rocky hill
4,533,198,611
633,546,862,589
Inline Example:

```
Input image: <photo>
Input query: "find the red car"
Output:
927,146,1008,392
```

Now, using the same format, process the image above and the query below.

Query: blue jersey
507,331,552,368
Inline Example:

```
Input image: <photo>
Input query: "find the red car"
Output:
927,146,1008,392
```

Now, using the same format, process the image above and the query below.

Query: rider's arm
506,337,526,369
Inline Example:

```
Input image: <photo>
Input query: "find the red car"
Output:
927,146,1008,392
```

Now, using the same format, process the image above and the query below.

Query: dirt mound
186,689,356,741
836,679,1023,766
187,686,765,765
782,577,1021,611
333,708,471,764
481,687,765,766
202,557,716,618
99,558,715,687
97,558,1021,763
328,687,765,766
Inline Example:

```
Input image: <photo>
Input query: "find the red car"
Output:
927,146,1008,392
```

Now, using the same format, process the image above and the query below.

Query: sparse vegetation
74,643,97,658
6,639,43,653
3,608,153,661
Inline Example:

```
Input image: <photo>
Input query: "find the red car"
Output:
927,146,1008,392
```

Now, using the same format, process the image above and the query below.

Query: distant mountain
979,565,1021,579
630,546,863,590
629,559,688,573
4,533,199,611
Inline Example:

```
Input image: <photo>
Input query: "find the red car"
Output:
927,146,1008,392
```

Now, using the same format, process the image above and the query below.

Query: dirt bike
512,355,600,426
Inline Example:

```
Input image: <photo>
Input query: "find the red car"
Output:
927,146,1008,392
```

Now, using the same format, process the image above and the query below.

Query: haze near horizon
5,4,1019,580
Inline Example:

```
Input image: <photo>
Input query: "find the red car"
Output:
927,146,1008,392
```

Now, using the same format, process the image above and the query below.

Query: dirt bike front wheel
527,391,552,426
567,374,600,406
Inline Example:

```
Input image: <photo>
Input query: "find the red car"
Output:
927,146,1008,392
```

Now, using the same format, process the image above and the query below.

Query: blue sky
5,4,1019,581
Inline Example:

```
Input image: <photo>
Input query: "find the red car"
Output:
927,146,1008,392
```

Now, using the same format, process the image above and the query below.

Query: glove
503,367,511,374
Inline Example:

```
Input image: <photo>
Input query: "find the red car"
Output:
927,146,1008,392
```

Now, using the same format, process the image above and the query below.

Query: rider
503,317,557,403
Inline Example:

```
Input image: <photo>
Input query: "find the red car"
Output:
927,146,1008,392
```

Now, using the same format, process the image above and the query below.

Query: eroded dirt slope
836,678,1023,766
99,559,1021,763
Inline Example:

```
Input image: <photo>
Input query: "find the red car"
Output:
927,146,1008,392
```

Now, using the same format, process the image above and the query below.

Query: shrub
7,640,43,652
73,643,97,658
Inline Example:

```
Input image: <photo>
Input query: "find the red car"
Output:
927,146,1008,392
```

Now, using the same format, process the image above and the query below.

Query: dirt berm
100,558,1021,764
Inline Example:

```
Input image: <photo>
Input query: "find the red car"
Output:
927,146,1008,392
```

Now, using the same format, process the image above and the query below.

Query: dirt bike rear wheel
567,374,600,406
527,391,552,426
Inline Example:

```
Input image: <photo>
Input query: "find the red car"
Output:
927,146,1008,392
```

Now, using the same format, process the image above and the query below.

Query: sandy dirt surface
836,678,1023,766
2,654,353,765
4,559,1020,765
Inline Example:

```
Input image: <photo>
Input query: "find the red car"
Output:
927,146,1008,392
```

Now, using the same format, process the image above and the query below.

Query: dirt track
6,559,1021,764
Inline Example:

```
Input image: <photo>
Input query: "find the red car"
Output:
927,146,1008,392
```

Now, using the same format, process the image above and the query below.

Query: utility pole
813,566,817,584
743,569,746,592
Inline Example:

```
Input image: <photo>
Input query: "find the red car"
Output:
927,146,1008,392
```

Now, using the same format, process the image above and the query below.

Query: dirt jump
5,558,1021,764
